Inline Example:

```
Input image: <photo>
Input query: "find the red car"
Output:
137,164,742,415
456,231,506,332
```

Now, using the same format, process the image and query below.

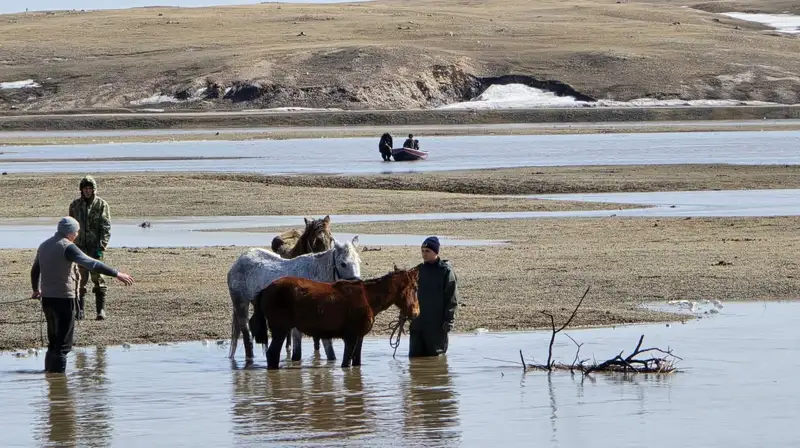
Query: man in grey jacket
30,217,134,374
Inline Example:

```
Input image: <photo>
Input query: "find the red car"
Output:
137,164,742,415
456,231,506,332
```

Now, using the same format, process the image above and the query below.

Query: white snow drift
437,84,784,110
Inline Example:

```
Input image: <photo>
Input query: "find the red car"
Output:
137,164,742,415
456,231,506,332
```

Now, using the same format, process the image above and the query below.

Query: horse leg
353,337,364,367
267,330,287,369
242,325,254,360
235,302,254,360
290,328,303,362
313,337,321,352
285,333,291,356
341,337,357,368
322,338,336,361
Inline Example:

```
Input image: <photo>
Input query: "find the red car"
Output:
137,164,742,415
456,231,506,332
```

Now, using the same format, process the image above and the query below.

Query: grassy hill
1,0,798,111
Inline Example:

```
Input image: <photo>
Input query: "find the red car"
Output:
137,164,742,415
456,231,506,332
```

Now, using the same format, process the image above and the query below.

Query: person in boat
379,132,393,161
403,134,420,150
409,236,459,358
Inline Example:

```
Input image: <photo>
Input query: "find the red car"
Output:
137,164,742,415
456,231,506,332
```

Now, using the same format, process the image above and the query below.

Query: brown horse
249,265,420,369
270,215,335,357
271,215,333,259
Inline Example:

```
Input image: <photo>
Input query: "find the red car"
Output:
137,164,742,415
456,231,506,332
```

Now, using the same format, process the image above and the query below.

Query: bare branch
556,286,591,332
540,286,590,370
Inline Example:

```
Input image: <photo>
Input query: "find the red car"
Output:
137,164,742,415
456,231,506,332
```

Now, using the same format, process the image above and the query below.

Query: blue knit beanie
422,236,440,254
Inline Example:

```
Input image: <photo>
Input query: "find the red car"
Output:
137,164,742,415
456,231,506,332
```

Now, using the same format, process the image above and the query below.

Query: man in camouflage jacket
68,175,112,320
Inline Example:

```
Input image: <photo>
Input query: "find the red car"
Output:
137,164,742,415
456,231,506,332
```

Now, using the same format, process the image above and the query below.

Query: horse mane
361,266,416,286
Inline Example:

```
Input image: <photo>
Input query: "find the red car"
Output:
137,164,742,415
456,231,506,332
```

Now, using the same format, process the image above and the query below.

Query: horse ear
351,235,359,246
394,263,398,271
323,215,331,225
304,217,310,226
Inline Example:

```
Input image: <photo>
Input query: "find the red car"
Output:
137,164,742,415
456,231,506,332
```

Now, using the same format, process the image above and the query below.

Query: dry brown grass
0,172,631,218
2,215,798,351
1,0,798,111
5,163,799,219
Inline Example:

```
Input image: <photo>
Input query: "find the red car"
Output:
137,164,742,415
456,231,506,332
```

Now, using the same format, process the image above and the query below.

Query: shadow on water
1,302,800,446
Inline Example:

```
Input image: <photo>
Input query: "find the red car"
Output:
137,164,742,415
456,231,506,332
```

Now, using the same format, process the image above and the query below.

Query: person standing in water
409,236,459,357
379,132,394,161
31,217,134,374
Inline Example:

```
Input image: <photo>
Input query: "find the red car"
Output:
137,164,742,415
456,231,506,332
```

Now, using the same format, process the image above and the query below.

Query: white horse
227,236,362,361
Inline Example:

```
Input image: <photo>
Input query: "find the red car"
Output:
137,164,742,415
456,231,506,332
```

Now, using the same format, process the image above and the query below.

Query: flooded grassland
2,215,799,350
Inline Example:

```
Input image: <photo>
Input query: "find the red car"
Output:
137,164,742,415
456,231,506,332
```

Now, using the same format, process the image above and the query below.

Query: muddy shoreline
2,106,800,132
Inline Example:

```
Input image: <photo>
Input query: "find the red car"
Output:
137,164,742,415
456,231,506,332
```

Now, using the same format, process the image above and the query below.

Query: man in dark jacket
31,216,134,374
379,132,393,161
403,134,420,150
409,236,458,357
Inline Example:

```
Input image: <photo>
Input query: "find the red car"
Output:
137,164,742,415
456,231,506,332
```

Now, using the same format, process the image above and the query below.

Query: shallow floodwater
4,189,800,249
2,130,800,174
1,302,798,446
0,215,506,249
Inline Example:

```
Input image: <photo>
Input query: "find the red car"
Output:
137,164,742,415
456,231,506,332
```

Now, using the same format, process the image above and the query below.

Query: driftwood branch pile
521,286,682,375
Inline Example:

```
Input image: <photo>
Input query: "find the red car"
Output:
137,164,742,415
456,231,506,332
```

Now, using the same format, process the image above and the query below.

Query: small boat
391,147,429,161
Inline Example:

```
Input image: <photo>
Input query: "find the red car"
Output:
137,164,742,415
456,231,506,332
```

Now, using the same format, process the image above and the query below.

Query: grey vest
36,233,80,299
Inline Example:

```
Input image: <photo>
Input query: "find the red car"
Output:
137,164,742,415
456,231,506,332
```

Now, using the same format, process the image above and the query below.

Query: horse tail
228,288,248,359
228,308,239,359
249,293,268,345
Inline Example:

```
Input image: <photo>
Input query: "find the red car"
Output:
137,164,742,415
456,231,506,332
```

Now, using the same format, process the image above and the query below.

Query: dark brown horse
249,265,420,369
270,215,335,357
271,215,333,259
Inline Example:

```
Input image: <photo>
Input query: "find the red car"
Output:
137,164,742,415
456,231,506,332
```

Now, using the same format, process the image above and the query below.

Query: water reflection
33,347,114,447
73,347,112,447
40,374,76,447
403,357,460,445
230,358,375,444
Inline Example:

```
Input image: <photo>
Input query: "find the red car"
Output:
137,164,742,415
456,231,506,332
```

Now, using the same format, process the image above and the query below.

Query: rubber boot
95,291,106,321
44,351,53,373
77,296,85,320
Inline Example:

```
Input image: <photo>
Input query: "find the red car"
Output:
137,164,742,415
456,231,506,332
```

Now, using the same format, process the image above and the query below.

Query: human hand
31,290,41,300
115,272,134,286
442,322,453,333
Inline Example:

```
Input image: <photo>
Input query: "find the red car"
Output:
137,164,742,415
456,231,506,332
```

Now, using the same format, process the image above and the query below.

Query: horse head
393,265,420,320
298,215,334,254
332,236,362,281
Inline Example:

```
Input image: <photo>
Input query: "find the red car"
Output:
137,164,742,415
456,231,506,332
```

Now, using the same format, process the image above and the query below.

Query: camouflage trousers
78,266,107,297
